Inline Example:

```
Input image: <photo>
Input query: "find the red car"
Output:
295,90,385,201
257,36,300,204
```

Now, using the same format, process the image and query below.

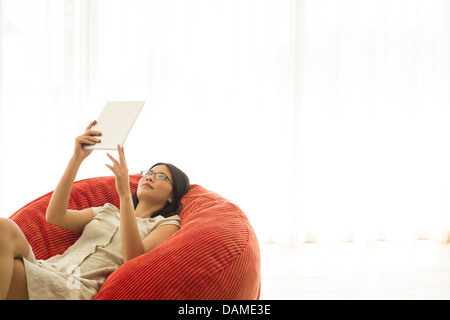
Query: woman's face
137,165,174,205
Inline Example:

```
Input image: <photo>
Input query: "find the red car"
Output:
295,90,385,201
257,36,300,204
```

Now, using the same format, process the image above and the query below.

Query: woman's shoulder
92,203,119,217
151,214,181,227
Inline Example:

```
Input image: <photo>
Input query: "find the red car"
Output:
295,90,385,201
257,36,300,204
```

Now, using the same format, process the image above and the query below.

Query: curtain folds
0,0,449,247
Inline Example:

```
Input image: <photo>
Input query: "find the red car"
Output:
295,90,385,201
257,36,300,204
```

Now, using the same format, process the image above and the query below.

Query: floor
259,240,450,300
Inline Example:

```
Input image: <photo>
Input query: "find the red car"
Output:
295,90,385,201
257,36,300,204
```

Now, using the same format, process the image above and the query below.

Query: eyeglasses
141,170,173,185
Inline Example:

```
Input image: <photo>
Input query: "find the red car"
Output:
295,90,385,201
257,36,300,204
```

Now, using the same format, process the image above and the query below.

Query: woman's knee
0,218,29,257
0,218,19,238
0,218,15,238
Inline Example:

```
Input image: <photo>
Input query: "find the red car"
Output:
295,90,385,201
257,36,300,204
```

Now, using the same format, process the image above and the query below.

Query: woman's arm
45,156,95,233
119,195,179,261
118,194,144,262
106,145,178,262
46,121,101,233
117,196,179,262
106,145,143,262
142,224,179,253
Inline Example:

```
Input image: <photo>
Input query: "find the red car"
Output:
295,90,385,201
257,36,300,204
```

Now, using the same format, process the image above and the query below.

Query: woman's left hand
106,145,131,198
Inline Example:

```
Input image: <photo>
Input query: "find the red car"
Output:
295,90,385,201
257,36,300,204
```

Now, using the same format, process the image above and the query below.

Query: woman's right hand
73,120,102,161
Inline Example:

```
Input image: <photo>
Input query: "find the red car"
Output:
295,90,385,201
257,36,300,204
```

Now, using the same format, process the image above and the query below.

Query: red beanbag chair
9,174,261,300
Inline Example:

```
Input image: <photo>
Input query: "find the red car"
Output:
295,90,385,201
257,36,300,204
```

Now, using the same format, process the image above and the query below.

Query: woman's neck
134,202,165,219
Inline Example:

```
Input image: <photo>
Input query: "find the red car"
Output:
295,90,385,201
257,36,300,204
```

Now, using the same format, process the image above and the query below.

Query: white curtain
289,0,450,245
1,0,449,247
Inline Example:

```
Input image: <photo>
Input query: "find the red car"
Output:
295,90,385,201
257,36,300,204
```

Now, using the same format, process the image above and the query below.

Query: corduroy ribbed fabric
9,174,261,300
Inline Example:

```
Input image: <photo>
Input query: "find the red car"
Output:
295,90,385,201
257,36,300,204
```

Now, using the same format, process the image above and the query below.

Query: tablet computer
84,101,145,150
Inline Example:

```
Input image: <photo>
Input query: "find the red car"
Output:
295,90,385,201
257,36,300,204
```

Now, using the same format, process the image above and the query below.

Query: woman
0,121,190,300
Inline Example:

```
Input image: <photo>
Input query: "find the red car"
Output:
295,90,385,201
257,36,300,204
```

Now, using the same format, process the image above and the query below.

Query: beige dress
22,203,181,300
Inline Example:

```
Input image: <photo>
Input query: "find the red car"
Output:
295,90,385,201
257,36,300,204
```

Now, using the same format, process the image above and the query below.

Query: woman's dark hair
132,162,190,218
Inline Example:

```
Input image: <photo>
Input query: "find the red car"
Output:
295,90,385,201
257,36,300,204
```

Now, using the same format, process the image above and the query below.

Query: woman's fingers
106,146,129,178
72,121,104,161
76,136,101,145
110,145,127,169
105,163,115,172
87,130,102,137
76,122,102,147
106,152,120,167
105,155,118,174
84,120,102,138
106,148,130,198
105,146,130,198
83,135,101,143
86,120,97,132
117,145,128,167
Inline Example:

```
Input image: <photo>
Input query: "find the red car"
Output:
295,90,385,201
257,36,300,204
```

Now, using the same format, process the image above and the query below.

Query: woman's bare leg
0,218,30,300
5,259,29,300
